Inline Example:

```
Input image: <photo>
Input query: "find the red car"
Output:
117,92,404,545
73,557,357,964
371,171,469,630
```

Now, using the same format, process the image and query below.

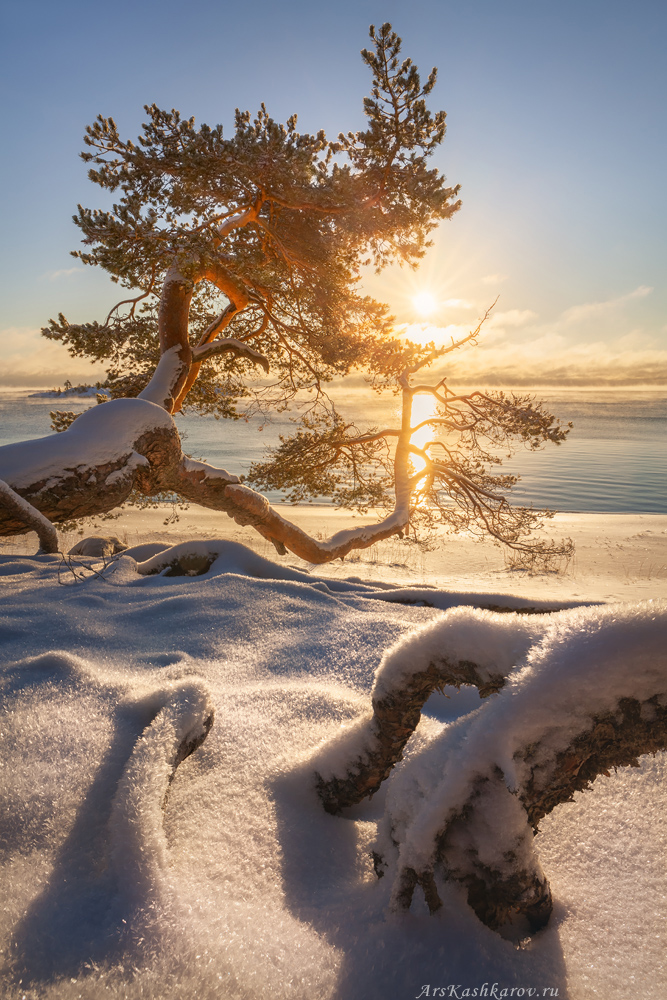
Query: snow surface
1,542,666,999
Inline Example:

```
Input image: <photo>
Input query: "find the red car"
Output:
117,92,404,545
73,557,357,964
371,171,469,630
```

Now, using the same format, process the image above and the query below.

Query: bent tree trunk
0,237,416,558
0,245,413,559
0,396,408,562
313,604,667,932
2,237,572,562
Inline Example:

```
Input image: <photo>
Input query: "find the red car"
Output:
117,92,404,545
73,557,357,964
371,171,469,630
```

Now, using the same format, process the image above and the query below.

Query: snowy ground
1,510,666,1000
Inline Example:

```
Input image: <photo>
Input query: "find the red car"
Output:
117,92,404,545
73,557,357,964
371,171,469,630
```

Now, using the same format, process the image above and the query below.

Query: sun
412,290,438,317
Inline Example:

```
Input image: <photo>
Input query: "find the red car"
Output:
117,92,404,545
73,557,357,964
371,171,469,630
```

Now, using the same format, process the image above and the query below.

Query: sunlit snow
1,541,666,999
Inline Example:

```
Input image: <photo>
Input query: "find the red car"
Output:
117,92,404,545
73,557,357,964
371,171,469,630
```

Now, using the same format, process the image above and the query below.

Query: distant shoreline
2,383,667,394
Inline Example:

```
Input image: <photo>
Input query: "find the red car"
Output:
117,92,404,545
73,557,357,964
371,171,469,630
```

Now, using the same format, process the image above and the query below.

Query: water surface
1,388,665,514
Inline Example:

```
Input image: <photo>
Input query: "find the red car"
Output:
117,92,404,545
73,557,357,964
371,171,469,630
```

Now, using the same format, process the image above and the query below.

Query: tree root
315,605,667,934
314,607,547,814
316,657,507,814
390,694,667,932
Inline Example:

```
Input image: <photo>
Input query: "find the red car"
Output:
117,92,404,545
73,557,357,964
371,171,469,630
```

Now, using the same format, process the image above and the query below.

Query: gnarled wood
393,695,667,932
316,657,508,814
0,399,182,534
167,457,410,562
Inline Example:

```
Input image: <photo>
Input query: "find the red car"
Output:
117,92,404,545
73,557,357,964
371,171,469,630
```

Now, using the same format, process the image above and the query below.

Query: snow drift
0,543,665,999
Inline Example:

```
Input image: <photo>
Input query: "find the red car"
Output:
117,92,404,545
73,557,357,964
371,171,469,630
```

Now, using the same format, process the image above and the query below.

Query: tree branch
191,338,269,372
166,457,410,562
0,479,59,553
404,298,499,376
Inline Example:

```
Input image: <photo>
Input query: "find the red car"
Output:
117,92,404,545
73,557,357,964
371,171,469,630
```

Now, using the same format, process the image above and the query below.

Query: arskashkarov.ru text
415,987,559,999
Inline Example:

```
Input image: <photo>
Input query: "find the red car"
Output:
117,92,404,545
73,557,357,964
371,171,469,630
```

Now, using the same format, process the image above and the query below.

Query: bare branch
404,297,499,376
191,338,270,372
103,282,155,327
0,479,59,553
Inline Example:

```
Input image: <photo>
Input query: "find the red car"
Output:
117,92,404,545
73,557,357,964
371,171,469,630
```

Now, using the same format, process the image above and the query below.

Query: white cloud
480,273,508,285
42,267,85,281
487,309,538,330
442,298,474,309
400,321,473,348
396,285,666,386
561,285,653,325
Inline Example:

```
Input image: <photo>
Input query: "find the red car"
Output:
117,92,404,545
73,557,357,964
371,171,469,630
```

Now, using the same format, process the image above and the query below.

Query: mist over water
1,389,665,514
507,391,667,513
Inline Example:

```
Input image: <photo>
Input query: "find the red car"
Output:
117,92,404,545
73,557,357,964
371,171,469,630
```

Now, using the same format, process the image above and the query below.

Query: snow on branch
191,338,269,371
338,602,667,933
315,608,551,814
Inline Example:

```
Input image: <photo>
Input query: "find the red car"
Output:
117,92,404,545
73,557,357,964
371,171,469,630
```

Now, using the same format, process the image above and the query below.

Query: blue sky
1,0,665,386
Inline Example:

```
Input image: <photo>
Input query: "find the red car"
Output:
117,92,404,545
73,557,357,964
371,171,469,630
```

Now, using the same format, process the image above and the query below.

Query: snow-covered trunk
109,680,214,928
315,609,544,813
0,279,414,557
0,399,182,536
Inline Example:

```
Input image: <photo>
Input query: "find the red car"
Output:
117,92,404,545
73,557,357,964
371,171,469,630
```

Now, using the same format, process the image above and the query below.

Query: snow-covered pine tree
0,25,571,564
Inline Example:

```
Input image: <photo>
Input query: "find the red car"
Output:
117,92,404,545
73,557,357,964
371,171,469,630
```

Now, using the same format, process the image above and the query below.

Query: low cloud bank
401,285,666,387
0,327,105,388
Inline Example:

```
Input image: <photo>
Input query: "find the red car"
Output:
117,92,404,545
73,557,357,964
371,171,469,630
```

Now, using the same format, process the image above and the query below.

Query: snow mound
130,538,324,581
0,551,665,999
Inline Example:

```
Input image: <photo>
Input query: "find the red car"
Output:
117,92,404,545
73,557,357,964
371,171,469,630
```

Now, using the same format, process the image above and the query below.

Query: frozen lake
1,388,665,514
